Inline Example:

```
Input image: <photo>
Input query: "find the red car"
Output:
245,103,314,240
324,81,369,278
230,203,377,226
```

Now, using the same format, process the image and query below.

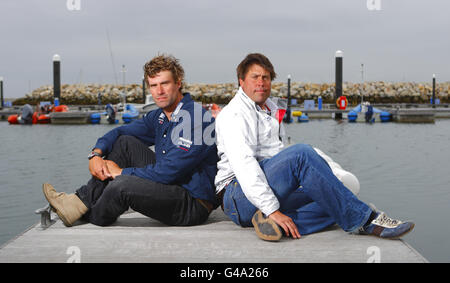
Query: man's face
147,70,182,110
239,64,272,107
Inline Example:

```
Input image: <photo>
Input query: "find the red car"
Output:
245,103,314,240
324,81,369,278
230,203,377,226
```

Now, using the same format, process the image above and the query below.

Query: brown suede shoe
42,183,88,227
251,210,282,242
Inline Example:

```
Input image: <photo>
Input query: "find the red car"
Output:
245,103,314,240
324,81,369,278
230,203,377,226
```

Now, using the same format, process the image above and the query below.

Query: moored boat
8,104,68,125
347,102,392,123
122,104,139,124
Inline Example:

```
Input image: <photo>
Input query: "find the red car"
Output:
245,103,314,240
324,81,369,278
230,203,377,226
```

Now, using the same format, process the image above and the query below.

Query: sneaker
359,212,415,239
251,210,282,242
42,183,88,227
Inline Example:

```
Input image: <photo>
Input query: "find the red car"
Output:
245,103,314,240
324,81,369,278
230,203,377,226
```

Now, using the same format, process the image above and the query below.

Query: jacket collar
237,87,279,114
171,92,192,121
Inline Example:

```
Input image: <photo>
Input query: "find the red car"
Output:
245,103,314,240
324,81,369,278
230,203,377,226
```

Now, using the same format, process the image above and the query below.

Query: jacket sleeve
217,111,280,217
121,114,215,184
94,113,156,155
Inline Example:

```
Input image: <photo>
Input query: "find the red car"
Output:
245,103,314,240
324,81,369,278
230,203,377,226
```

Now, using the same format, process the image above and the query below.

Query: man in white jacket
215,53,414,241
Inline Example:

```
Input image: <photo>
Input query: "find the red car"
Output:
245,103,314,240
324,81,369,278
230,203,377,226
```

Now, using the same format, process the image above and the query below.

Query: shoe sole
388,222,415,240
42,183,73,227
251,210,282,242
364,222,415,240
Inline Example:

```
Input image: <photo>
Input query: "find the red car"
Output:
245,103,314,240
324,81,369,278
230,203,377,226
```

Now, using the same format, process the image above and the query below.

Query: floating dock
0,108,20,120
0,103,158,124
49,111,91,124
2,104,450,124
0,209,427,263
295,106,450,123
391,108,435,123
298,109,349,119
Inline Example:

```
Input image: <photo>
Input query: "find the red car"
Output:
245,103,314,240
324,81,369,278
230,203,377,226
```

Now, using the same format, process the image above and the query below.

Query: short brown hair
236,53,277,84
143,54,185,91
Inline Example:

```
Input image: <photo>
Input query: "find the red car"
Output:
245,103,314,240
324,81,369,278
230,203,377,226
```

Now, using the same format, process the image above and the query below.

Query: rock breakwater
12,81,450,105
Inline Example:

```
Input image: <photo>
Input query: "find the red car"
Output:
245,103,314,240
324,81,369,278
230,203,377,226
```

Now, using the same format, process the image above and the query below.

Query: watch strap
88,151,102,160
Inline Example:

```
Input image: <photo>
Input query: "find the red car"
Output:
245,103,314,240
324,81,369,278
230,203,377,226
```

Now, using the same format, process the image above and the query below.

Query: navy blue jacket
94,93,219,207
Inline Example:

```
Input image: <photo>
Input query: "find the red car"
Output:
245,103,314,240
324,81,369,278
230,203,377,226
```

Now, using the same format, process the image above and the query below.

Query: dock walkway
0,209,427,263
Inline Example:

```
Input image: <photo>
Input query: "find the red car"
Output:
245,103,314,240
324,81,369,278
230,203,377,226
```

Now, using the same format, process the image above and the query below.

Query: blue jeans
222,144,372,235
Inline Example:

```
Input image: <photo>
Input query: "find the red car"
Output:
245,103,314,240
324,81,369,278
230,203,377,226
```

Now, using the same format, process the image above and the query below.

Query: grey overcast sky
0,0,449,98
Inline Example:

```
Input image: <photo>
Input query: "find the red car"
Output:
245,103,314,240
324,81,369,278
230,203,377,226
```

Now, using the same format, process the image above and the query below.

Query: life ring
336,96,348,110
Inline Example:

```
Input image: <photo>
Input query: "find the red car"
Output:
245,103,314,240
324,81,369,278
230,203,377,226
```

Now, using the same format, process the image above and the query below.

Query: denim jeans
76,135,209,226
222,144,372,235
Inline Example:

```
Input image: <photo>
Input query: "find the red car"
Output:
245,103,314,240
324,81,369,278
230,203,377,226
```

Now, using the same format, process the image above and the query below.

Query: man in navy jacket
42,54,219,227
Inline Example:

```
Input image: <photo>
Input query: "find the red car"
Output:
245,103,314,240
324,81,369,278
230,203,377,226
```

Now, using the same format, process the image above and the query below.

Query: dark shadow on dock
70,209,231,228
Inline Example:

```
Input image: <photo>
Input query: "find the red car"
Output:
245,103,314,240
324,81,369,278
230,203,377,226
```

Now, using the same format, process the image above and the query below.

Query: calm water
1,119,449,262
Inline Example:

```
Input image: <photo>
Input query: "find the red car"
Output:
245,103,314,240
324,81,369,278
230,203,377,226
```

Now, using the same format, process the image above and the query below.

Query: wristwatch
88,151,102,160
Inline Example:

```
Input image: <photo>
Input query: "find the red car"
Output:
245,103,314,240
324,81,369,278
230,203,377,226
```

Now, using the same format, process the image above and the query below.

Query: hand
89,156,111,181
104,160,123,179
268,210,301,239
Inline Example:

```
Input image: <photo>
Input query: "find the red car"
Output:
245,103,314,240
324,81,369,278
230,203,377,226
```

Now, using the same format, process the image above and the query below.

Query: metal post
120,65,127,105
432,74,436,108
335,50,343,119
53,54,61,105
360,63,364,106
287,74,291,107
142,76,146,104
283,75,292,123
0,77,4,108
121,64,126,86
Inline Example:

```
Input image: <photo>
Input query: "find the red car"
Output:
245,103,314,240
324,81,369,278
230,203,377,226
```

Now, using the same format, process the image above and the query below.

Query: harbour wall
10,81,450,106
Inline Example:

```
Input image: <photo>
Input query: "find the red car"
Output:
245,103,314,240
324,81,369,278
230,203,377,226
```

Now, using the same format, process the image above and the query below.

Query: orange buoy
53,105,68,112
7,114,18,124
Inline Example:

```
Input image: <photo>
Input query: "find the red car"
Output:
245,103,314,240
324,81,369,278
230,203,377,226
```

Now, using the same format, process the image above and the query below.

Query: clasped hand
89,157,122,180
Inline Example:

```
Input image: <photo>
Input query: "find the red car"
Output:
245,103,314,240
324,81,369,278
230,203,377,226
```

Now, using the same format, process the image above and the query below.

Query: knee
110,135,139,157
290,144,315,157
114,135,135,146
286,144,327,167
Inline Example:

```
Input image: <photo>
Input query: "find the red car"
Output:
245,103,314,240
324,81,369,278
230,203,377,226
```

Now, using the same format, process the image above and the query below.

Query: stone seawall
12,81,450,105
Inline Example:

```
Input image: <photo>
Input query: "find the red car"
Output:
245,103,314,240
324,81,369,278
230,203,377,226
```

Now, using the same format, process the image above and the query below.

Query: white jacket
215,87,284,216
214,87,360,217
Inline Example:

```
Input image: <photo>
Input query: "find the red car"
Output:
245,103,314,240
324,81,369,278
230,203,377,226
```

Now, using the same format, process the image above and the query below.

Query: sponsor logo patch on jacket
177,137,192,151
158,113,165,124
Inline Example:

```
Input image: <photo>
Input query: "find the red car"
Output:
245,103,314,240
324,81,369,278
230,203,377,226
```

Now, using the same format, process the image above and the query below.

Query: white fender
313,147,360,196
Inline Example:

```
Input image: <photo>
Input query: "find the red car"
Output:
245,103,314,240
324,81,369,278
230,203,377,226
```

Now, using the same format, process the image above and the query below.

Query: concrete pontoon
0,209,427,263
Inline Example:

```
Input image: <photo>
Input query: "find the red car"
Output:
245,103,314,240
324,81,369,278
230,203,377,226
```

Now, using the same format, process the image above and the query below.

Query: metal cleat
35,204,56,229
